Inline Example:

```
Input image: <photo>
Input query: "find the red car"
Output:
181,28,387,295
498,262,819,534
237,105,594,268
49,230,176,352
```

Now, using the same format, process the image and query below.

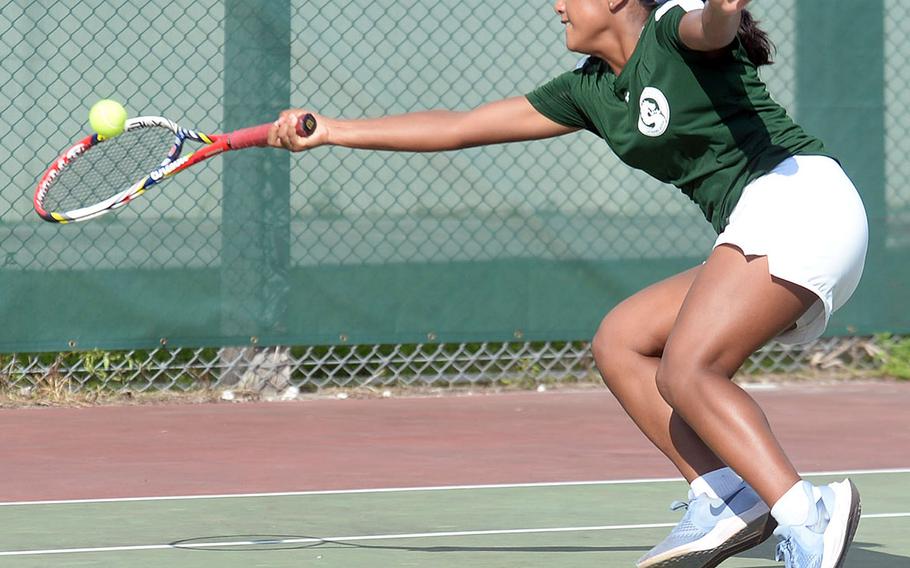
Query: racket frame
34,116,278,223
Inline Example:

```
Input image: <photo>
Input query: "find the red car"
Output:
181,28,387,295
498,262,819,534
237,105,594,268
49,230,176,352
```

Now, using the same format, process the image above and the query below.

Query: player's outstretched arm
268,96,578,153
678,0,750,53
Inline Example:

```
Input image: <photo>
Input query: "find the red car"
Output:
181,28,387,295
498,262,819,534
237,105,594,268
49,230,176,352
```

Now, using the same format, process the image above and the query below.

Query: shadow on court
171,534,910,566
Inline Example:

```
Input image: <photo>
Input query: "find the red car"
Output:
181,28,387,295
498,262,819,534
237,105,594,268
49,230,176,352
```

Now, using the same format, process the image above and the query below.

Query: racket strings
41,127,176,213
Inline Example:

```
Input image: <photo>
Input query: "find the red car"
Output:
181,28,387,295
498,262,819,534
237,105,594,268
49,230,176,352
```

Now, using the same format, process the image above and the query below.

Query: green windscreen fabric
0,0,906,351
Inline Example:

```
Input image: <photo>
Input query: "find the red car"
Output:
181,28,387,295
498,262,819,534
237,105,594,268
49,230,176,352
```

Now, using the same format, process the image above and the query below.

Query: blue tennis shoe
773,479,861,568
637,482,776,568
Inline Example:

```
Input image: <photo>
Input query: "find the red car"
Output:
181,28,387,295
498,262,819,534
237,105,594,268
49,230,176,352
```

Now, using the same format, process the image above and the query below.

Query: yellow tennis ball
89,99,128,138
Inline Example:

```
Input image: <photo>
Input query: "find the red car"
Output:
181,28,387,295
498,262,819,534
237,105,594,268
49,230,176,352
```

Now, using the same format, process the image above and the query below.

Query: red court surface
2,381,908,502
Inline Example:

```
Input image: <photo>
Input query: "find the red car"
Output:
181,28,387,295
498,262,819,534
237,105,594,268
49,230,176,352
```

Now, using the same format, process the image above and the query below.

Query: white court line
2,513,908,558
1,467,908,507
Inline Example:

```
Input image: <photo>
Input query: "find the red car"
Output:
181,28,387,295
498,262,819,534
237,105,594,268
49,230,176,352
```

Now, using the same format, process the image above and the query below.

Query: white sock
690,467,743,500
771,480,818,527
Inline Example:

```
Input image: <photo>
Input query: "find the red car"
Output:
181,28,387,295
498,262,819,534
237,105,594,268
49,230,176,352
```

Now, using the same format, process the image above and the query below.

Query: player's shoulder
650,0,704,52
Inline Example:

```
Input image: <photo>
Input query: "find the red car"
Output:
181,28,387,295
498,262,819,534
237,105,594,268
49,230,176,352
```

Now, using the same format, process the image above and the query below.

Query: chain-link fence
0,336,899,400
1,1,907,394
885,0,910,247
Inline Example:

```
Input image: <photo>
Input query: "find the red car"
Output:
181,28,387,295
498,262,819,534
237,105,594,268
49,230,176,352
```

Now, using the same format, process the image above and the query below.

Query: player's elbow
443,113,489,150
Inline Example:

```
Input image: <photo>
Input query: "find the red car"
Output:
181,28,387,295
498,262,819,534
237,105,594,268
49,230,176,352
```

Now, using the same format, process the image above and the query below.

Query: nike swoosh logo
710,485,747,516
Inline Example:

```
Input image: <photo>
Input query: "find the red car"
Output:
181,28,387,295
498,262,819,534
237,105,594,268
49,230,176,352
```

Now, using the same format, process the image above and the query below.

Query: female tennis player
269,0,867,566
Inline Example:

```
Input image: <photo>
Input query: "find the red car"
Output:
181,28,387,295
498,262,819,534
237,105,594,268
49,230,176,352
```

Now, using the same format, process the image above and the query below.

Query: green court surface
1,470,907,567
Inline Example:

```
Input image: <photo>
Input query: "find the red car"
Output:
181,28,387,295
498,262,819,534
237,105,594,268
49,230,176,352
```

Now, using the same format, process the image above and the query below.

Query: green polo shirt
526,1,832,233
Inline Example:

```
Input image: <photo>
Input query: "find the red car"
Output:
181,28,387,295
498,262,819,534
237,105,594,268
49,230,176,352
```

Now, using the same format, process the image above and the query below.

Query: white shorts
713,155,868,345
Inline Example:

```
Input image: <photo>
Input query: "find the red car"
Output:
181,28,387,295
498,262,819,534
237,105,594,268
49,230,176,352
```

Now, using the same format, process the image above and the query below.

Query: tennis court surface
2,382,908,567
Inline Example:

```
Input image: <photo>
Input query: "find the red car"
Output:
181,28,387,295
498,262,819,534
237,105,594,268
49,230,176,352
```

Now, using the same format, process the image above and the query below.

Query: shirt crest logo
638,87,670,137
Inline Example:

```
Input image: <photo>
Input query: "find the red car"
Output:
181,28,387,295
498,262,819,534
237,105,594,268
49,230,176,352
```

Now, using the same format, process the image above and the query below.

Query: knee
590,322,613,385
654,354,700,409
590,312,642,391
655,348,733,409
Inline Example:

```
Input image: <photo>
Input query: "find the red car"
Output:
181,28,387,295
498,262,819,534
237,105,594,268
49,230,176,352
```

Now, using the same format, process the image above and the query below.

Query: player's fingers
269,111,292,148
271,109,321,151
279,112,304,150
267,119,282,148
269,110,304,149
280,114,301,150
271,118,287,149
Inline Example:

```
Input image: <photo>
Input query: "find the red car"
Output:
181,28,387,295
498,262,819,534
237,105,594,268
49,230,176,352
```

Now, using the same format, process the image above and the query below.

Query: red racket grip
229,114,317,149
228,123,271,149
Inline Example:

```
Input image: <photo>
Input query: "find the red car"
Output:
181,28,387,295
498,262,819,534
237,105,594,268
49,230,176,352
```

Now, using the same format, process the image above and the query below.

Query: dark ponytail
639,1,775,67
737,10,773,66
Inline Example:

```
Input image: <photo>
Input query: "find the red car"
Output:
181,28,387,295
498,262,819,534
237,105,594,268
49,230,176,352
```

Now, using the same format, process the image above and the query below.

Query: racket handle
229,123,272,149
229,114,317,149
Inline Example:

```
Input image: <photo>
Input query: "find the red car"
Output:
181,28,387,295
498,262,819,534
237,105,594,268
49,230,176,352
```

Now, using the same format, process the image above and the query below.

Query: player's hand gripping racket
33,113,318,223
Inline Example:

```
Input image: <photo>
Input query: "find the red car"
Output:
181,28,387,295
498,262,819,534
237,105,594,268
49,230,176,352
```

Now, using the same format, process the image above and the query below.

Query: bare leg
655,244,818,506
592,266,726,483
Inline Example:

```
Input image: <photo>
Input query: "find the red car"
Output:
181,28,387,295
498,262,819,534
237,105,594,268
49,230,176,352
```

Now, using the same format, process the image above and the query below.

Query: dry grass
0,380,224,408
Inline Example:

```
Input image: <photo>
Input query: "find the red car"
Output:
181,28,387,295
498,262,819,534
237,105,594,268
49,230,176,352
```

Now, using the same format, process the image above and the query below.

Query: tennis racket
33,113,317,223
